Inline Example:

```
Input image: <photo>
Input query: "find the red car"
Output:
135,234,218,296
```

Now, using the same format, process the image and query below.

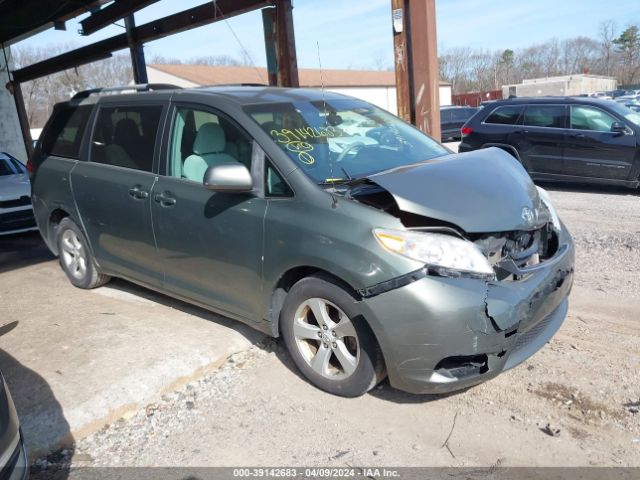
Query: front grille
473,224,559,280
0,209,36,232
0,195,31,208
513,312,554,351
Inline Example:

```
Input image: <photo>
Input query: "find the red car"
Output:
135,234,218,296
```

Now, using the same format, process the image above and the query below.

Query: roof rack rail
72,83,181,100
199,83,268,88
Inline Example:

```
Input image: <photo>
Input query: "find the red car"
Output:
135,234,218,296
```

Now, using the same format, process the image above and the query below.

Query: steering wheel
335,141,366,163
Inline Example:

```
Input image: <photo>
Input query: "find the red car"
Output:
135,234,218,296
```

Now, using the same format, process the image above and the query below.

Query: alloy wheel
60,229,87,280
292,297,360,379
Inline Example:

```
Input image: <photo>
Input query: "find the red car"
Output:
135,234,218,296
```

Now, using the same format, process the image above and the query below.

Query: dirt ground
4,182,640,472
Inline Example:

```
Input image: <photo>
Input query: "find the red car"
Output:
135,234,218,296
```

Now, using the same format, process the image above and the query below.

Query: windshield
608,101,640,126
245,99,448,184
0,155,25,176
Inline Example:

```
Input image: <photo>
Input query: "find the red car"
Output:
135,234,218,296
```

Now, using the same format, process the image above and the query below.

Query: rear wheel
56,218,110,289
280,276,385,397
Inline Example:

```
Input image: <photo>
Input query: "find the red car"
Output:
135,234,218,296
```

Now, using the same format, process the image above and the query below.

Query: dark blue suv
459,97,640,189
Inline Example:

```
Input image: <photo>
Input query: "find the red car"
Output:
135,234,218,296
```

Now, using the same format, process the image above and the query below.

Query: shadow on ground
0,231,53,274
0,322,72,479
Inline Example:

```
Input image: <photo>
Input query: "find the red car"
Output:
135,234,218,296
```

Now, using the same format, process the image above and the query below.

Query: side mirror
203,163,253,193
611,121,627,135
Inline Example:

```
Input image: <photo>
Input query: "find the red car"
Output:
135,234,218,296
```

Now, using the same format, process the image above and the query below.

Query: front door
513,104,567,175
71,103,165,285
151,104,267,321
564,104,637,181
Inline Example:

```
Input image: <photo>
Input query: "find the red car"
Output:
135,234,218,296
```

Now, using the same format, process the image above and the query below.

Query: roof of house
149,64,452,88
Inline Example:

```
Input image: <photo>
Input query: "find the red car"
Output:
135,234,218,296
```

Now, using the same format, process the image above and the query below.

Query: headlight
536,186,561,230
373,228,495,280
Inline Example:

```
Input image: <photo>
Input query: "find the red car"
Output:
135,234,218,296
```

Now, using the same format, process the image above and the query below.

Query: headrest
113,118,140,144
193,122,226,154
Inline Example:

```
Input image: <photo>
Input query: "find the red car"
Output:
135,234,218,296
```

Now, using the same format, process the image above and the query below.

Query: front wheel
280,276,385,397
56,218,110,289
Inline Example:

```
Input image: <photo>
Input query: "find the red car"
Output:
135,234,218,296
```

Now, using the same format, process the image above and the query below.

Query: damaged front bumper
358,224,574,395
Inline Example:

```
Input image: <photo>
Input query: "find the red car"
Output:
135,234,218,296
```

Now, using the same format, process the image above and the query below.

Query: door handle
154,191,177,207
568,133,586,139
128,185,149,200
513,130,529,135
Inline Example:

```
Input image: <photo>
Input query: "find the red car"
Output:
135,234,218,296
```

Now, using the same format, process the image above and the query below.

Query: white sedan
0,152,37,235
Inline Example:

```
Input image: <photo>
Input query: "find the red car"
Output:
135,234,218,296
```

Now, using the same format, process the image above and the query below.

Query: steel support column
262,0,299,88
125,14,148,84
261,8,278,86
8,81,33,158
391,0,440,139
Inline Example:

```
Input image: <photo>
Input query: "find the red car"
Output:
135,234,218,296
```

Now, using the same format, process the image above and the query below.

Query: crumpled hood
367,148,548,233
0,173,31,201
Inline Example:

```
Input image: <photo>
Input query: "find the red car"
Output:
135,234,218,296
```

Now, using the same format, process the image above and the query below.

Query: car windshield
0,156,24,176
245,99,448,184
608,101,640,126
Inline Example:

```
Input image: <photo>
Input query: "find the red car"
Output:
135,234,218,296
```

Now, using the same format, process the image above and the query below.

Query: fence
451,90,503,107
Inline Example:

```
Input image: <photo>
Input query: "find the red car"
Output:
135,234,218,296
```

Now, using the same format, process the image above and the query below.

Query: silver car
0,153,36,236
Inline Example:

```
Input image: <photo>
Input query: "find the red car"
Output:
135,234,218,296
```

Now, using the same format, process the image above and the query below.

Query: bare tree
12,44,131,127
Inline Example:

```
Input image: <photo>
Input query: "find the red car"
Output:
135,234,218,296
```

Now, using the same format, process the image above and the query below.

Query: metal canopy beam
12,0,270,83
125,14,148,84
0,0,106,45
80,0,160,36
391,0,440,139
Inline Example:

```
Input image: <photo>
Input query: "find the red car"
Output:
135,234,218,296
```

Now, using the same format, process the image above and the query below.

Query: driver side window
570,105,618,132
168,106,253,182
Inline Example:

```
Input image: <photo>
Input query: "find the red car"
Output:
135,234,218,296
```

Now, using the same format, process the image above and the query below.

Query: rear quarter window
484,105,523,125
41,105,93,159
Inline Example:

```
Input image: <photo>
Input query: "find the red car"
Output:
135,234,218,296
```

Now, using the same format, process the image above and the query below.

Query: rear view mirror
610,121,627,135
203,163,253,193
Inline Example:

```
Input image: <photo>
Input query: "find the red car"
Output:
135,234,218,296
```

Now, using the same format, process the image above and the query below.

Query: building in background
502,74,617,98
148,64,453,114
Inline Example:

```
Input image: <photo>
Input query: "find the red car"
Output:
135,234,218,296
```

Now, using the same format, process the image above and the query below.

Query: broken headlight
536,186,561,231
373,228,495,280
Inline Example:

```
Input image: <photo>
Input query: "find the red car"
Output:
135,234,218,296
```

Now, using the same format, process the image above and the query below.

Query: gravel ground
31,183,640,476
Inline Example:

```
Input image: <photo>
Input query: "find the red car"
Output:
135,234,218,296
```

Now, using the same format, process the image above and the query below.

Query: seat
183,123,238,182
105,118,142,169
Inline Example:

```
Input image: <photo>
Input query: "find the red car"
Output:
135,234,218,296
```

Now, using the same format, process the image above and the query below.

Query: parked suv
440,106,478,142
30,85,574,397
459,97,640,188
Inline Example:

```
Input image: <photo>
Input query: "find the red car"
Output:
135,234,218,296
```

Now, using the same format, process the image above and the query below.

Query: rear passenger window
522,105,565,128
42,105,92,159
90,105,163,172
484,106,522,125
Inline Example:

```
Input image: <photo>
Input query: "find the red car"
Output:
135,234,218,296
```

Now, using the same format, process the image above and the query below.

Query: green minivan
30,84,574,397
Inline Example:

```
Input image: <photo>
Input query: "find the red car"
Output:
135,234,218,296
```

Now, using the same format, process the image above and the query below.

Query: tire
56,218,110,289
280,275,385,397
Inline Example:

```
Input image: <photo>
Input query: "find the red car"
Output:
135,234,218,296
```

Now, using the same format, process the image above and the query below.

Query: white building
502,74,617,98
148,64,453,114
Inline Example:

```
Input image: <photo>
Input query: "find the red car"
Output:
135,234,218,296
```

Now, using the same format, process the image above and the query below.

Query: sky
13,0,640,71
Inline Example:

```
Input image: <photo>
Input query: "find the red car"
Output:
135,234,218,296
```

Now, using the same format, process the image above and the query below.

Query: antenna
317,41,338,208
